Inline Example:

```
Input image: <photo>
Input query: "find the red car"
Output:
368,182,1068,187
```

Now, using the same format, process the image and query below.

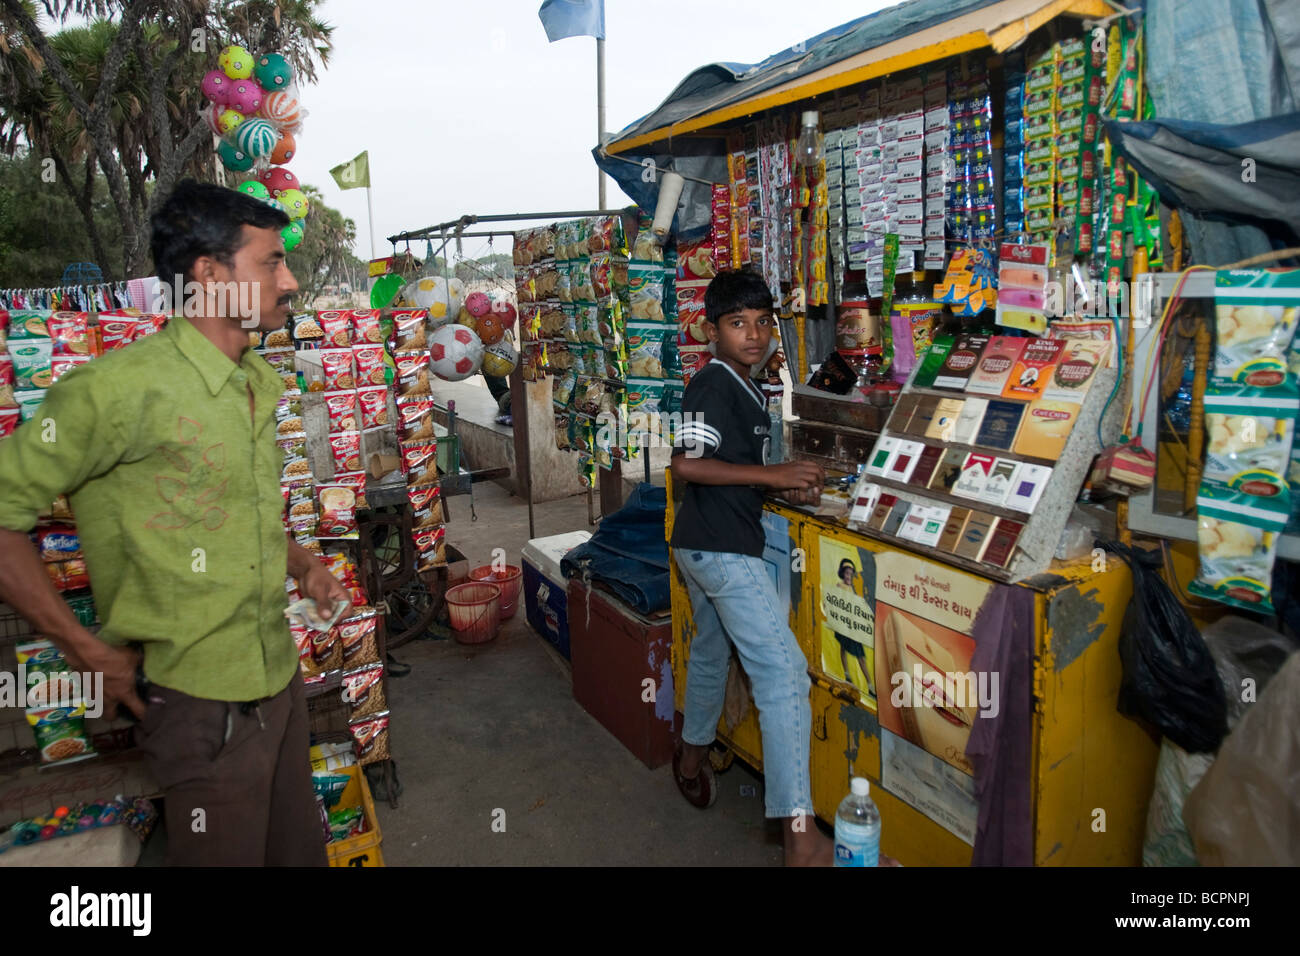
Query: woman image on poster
831,558,875,698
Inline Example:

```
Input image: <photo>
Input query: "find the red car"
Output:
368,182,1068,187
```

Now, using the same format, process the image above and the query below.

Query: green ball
281,220,304,252
254,53,294,91
217,139,253,172
237,180,270,200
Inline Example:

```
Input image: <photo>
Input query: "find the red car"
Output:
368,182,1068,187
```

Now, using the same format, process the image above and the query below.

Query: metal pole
597,37,607,212
366,184,377,260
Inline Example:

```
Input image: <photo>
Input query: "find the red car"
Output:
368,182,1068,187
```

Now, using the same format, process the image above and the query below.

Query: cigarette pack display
881,499,912,536
868,493,899,530
981,518,1025,568
973,399,1026,451
886,439,926,483
924,397,965,441
896,506,929,541
1004,463,1053,513
965,336,1028,395
911,335,954,388
913,505,952,547
953,452,996,499
909,444,945,487
951,396,989,445
953,510,997,561
1041,339,1109,403
936,506,972,552
1013,399,1079,459
887,392,921,433
904,394,941,436
849,482,883,525
1002,337,1064,401
932,334,990,390
928,447,968,493
865,435,900,476
980,458,1023,507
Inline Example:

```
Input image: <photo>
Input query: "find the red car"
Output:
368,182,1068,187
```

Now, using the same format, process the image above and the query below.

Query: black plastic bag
1103,540,1228,753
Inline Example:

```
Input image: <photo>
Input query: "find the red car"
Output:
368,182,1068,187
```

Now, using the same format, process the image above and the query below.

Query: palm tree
0,0,333,278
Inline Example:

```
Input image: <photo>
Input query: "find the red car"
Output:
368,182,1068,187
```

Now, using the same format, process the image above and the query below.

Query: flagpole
596,35,606,211
366,183,376,260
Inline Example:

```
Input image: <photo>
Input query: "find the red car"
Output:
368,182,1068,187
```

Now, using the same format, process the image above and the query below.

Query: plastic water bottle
833,777,880,867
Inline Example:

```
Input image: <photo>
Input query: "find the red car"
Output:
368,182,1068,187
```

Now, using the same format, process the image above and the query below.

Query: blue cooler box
521,531,591,659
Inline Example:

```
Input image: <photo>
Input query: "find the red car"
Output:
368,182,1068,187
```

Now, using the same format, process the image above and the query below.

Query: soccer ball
429,324,484,381
409,275,464,322
481,340,519,378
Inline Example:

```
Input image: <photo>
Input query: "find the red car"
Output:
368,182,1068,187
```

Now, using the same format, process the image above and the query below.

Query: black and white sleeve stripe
675,420,722,452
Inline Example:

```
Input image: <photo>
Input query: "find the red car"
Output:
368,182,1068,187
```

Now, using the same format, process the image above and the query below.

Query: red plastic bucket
469,565,523,619
445,582,501,644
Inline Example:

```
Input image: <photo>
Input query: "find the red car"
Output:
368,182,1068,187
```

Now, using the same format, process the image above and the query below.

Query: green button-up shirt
0,317,297,701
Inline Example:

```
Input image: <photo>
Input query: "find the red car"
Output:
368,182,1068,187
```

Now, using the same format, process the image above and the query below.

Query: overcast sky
295,0,897,262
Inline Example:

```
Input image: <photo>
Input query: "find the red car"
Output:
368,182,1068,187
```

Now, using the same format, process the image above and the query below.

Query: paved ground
374,480,790,866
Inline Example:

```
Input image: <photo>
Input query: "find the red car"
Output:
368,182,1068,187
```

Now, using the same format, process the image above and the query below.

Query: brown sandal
673,742,718,809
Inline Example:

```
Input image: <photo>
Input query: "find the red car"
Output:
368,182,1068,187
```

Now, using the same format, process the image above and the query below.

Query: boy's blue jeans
675,548,813,819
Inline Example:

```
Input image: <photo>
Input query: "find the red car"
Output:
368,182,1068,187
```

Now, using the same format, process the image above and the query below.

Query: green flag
330,150,370,190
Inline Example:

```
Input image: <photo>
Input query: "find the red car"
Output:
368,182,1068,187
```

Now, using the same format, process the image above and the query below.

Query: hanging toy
217,108,246,137
201,69,232,105
277,188,310,220
218,44,254,79
259,166,300,197
270,132,296,165
226,78,263,117
254,53,294,91
281,220,305,252
258,90,304,132
217,140,254,172
237,180,271,200
234,118,278,160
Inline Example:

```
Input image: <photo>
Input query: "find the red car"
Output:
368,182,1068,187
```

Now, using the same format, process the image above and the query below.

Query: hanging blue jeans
675,548,813,819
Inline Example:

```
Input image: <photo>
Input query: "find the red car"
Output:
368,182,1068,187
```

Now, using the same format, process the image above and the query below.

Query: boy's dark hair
704,267,774,324
150,179,290,284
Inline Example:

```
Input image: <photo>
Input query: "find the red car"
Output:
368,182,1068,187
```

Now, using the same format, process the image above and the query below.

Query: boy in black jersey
669,269,829,866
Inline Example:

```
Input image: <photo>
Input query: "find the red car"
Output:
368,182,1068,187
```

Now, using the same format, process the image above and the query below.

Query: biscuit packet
1189,482,1289,613
334,470,368,510
11,340,53,389
324,389,359,434
7,309,52,340
275,393,306,439
1213,269,1300,388
329,431,362,474
353,344,390,387
351,309,385,345
27,701,96,765
48,312,92,356
625,323,670,379
279,437,311,481
50,354,91,384
1203,383,1298,501
319,348,356,390
317,310,352,348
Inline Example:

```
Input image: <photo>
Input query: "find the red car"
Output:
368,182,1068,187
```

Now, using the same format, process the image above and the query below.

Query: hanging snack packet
11,340,53,389
625,322,669,379
317,310,352,348
351,309,385,345
27,702,96,765
8,309,52,340
396,396,434,434
324,390,359,434
279,437,311,481
319,348,356,390
48,312,91,356
275,393,305,439
310,627,343,673
1190,483,1289,612
339,609,379,667
414,525,447,570
50,354,91,384
353,343,390,386
348,710,390,765
413,487,446,528
334,471,368,511
341,662,387,718
316,484,358,539
329,431,362,474
1203,382,1298,500
0,407,18,438
407,480,439,511
402,439,439,486
356,385,388,429
262,348,298,393
1213,269,1300,387
391,310,428,352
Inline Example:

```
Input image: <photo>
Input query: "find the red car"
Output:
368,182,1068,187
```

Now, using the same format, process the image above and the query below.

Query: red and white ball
429,324,484,381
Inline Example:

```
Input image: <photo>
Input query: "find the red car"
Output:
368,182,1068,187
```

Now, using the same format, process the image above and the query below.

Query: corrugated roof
604,0,1110,154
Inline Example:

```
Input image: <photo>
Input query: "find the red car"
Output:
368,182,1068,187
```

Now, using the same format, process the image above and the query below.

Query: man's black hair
704,267,774,324
150,179,291,284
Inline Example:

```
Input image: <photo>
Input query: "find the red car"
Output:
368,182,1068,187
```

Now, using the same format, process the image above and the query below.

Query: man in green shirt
0,181,347,865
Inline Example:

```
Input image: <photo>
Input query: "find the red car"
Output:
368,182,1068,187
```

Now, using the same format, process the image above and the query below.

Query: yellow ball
219,44,254,80
217,108,246,136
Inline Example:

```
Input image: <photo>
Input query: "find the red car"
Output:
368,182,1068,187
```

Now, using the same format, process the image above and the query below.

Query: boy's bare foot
783,817,834,866
677,741,709,779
